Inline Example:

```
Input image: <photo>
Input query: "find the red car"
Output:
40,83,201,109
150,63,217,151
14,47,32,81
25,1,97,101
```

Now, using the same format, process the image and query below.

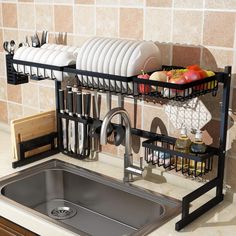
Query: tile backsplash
0,1,236,189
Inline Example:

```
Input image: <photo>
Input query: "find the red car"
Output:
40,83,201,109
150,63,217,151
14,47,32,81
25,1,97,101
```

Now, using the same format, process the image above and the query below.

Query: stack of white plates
13,45,78,80
76,37,162,92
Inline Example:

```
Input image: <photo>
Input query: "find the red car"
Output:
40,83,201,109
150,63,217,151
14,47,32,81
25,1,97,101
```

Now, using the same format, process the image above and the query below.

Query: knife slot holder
143,136,215,178
58,112,91,160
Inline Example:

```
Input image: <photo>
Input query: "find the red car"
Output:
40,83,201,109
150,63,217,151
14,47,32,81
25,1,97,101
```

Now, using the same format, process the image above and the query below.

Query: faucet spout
100,107,147,182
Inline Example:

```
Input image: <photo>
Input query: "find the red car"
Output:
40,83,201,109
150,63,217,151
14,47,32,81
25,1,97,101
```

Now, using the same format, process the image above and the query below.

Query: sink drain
49,206,77,220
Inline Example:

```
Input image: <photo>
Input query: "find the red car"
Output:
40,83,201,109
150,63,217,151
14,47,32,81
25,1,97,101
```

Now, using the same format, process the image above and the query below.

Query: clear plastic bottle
174,126,191,171
190,130,207,154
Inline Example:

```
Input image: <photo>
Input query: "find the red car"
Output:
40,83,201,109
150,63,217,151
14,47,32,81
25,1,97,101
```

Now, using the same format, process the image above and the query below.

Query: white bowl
24,48,40,74
45,50,62,78
31,49,49,76
52,51,76,81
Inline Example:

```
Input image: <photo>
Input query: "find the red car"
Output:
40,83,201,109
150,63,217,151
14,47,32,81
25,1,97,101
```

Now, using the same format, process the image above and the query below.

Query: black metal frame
5,55,232,231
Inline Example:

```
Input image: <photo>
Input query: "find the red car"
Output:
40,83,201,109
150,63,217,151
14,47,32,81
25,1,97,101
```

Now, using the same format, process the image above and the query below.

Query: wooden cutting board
11,110,56,160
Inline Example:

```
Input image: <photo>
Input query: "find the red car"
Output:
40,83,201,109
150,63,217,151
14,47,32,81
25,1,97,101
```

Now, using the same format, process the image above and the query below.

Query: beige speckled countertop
0,125,236,236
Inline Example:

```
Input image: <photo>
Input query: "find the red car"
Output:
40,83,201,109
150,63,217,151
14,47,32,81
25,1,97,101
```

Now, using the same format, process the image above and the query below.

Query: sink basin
0,160,181,236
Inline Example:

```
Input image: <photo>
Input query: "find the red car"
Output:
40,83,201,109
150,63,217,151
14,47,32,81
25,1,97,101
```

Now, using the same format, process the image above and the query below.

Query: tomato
183,70,201,83
137,71,150,94
186,64,202,71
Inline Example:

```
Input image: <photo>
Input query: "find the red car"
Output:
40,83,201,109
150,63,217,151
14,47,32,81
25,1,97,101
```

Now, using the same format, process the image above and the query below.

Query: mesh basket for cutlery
64,66,134,95
57,112,92,159
133,66,220,102
143,136,217,177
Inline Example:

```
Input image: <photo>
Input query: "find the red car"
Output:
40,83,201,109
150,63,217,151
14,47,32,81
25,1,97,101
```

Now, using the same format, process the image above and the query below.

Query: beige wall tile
18,0,34,2
142,105,169,135
2,3,18,28
144,8,172,42
156,42,172,65
8,102,23,122
39,86,55,110
18,3,35,30
146,0,172,7
0,53,6,77
201,47,233,71
96,7,118,37
54,5,73,33
23,106,40,116
0,4,2,27
120,8,143,40
3,29,18,45
35,4,53,31
0,29,3,53
96,0,119,5
22,82,39,108
120,0,144,7
174,0,204,8
54,0,74,3
173,10,203,45
7,84,22,103
205,0,236,10
172,45,201,67
0,101,8,123
203,11,235,48
74,6,95,35
0,78,7,101
75,0,94,4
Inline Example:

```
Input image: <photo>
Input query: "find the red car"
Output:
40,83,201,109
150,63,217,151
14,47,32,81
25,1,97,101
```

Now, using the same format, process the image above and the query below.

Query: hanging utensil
41,31,48,46
9,40,16,54
76,92,84,155
114,94,125,146
3,41,10,54
67,91,76,153
83,93,91,157
59,89,67,149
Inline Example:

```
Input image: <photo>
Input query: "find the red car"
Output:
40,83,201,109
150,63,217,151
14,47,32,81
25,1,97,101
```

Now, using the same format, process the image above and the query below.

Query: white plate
114,40,133,91
91,38,114,87
25,48,40,74
97,38,117,88
127,41,162,76
108,39,130,89
45,50,62,78
82,37,104,85
31,49,48,76
120,40,142,91
13,46,28,72
38,49,54,77
41,43,57,50
17,47,34,73
76,37,99,83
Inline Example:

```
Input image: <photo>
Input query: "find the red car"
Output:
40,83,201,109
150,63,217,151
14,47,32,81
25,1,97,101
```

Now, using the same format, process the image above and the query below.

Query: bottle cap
180,126,187,136
195,130,202,140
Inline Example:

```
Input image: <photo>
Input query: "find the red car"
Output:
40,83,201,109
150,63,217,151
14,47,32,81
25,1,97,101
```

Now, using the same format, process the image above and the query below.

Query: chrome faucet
100,107,147,182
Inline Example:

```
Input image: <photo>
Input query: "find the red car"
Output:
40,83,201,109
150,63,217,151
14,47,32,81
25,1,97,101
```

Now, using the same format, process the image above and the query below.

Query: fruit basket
133,65,222,101
143,135,217,177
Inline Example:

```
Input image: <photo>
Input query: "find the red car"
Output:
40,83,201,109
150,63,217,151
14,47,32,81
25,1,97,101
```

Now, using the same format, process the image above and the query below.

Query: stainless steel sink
0,160,181,236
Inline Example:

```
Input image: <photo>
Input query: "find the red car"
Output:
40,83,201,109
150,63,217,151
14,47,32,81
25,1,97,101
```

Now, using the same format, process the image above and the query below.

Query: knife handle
76,92,82,116
67,91,73,115
66,85,72,93
58,89,64,113
84,93,91,117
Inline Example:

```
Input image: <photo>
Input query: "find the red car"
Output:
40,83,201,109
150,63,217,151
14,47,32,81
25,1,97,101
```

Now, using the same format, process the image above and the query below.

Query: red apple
137,70,150,94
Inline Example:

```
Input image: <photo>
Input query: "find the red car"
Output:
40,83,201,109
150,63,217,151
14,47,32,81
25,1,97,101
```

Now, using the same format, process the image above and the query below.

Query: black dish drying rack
7,53,221,101
5,53,232,232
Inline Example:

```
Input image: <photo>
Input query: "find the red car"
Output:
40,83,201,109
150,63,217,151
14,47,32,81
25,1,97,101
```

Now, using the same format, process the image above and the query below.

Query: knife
83,93,91,157
67,91,75,153
76,92,84,155
59,89,67,150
